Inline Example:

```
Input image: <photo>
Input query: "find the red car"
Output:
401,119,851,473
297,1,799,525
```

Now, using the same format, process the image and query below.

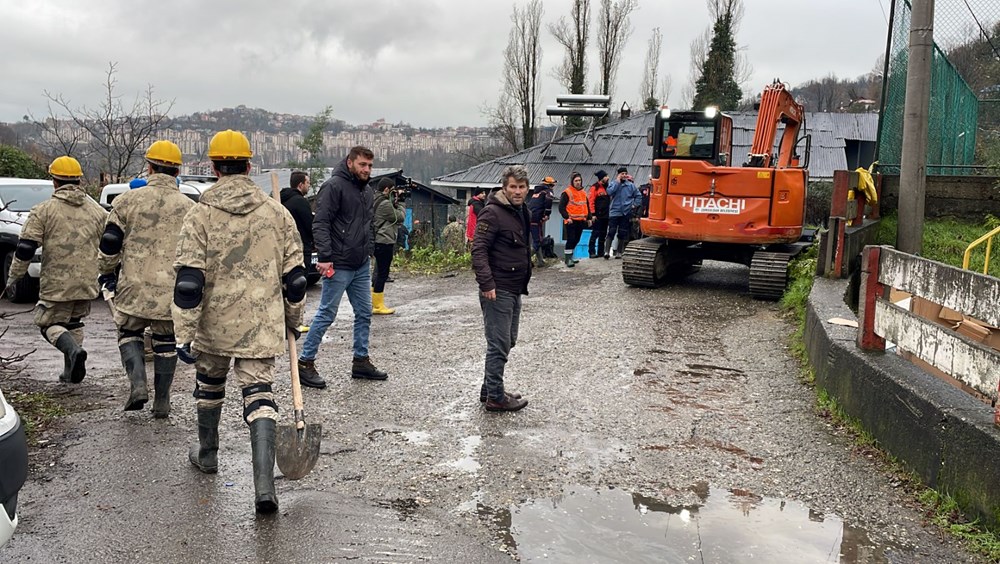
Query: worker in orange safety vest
557,171,592,268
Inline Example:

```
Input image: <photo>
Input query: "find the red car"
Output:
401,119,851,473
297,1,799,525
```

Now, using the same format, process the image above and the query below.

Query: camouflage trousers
34,299,91,346
115,312,176,358
193,353,277,424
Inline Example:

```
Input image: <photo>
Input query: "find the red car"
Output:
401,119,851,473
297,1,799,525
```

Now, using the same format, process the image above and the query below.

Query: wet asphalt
0,257,983,563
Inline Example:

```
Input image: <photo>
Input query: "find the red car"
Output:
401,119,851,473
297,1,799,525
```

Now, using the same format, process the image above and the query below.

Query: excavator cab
651,108,733,166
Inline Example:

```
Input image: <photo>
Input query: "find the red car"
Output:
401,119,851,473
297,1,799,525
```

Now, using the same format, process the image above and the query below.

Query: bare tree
34,62,173,183
550,0,590,93
491,0,544,152
639,28,664,111
682,28,712,107
485,95,522,154
549,0,591,134
659,75,674,107
595,0,638,104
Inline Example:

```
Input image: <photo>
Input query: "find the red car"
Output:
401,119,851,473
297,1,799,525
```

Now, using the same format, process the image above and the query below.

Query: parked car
99,178,215,210
0,387,28,548
0,178,53,303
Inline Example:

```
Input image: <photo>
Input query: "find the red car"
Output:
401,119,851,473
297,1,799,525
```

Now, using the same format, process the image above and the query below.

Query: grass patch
875,213,1000,277
6,389,66,445
395,247,472,275
918,490,1000,560
780,244,818,374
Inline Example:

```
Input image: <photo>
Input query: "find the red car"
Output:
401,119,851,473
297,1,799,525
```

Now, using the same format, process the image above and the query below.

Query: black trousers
372,243,395,292
564,221,586,255
588,217,608,256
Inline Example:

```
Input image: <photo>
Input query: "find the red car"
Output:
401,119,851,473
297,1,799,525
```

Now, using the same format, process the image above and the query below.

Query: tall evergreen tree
692,2,742,110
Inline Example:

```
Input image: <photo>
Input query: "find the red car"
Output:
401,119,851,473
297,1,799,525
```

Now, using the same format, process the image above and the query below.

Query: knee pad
15,239,39,261
193,372,226,403
151,332,177,356
99,223,125,255
283,266,307,303
40,322,68,342
242,383,277,423
117,327,144,346
174,267,205,309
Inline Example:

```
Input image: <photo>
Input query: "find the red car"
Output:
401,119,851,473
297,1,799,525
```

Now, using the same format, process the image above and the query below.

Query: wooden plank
876,246,1000,328
875,298,1000,398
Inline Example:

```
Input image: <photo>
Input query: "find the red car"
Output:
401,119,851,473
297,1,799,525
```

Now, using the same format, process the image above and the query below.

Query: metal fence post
857,245,887,351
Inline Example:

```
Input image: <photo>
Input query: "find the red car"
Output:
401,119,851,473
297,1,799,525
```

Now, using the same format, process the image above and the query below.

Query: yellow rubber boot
372,290,395,315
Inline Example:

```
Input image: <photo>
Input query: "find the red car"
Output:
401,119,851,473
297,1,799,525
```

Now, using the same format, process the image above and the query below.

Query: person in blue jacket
605,167,642,259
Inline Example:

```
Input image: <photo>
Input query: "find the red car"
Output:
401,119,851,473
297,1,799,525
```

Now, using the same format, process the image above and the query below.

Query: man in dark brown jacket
471,165,532,412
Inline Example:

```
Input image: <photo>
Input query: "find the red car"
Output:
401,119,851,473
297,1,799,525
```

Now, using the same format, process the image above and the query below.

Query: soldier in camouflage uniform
6,156,106,383
98,140,193,417
174,130,305,514
441,215,466,254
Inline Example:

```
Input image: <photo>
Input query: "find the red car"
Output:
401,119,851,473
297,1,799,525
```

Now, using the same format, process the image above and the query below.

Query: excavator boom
746,81,804,168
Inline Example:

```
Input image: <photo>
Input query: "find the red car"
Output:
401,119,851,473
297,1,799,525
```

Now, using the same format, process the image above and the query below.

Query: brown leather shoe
480,389,523,402
297,359,327,389
485,393,528,412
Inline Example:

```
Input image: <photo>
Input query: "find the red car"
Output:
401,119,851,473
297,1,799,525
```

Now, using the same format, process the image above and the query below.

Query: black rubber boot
120,341,148,411
534,249,545,267
151,355,176,418
189,405,222,474
563,253,575,267
54,333,87,383
250,418,278,514
352,356,388,380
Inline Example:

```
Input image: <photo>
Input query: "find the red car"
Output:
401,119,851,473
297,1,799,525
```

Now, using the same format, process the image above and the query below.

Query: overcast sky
0,1,891,128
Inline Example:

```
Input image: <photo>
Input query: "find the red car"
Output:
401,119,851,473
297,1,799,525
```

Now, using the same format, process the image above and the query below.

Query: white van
0,178,52,302
99,178,215,210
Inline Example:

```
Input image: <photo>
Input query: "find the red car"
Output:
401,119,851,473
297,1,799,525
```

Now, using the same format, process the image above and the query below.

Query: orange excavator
622,80,813,300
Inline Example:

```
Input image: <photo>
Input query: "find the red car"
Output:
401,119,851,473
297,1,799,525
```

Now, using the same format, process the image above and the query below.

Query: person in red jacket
588,170,610,259
465,189,487,245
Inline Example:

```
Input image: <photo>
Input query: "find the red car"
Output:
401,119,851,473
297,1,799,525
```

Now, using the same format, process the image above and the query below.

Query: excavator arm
745,80,804,168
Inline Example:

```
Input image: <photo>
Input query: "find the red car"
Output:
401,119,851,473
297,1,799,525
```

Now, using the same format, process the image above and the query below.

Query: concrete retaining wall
880,175,1000,219
805,277,1000,528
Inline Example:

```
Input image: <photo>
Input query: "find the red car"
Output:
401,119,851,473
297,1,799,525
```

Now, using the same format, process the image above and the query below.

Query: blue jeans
479,289,521,402
299,259,372,361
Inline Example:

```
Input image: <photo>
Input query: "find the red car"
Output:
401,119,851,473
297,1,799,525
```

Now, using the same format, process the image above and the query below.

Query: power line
876,0,889,24
963,0,1000,62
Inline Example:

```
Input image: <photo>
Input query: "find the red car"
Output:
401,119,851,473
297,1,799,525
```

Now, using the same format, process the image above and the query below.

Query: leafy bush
395,246,471,275
0,144,48,179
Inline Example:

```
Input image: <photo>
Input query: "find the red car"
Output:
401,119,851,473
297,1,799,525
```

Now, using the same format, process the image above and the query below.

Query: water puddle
401,431,431,445
443,435,481,474
478,485,902,563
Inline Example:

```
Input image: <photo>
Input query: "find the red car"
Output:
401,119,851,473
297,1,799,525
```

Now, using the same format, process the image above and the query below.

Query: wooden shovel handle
287,329,305,430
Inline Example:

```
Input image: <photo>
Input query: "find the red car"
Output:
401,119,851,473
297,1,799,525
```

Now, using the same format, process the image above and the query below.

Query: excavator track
748,251,791,301
622,238,669,288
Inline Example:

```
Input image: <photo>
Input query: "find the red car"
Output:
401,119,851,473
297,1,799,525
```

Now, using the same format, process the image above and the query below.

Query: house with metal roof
432,110,878,195
432,109,877,252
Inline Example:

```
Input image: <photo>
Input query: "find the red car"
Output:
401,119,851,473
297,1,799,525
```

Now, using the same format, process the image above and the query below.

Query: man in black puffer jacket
279,171,313,270
472,165,532,412
297,146,387,387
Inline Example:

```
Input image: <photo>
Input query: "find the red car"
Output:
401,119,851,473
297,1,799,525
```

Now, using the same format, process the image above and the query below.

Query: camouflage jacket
172,175,304,358
98,174,194,320
9,185,107,302
441,221,466,253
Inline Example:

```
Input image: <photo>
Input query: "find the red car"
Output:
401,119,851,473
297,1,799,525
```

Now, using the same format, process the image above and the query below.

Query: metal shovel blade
276,422,322,480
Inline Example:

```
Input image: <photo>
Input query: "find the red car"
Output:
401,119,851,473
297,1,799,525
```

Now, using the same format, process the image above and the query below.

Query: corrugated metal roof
434,110,877,184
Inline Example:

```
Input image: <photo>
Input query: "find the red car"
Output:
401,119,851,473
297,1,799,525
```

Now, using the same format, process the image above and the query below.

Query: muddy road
0,258,980,563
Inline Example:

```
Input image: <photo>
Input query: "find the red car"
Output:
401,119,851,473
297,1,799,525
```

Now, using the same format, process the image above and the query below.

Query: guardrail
963,224,1000,275
857,245,1000,421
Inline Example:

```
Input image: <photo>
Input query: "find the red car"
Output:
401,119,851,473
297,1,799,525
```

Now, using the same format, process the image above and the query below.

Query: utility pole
897,0,934,254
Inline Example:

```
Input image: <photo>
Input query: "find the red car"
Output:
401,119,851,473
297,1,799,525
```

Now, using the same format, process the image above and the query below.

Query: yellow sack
854,161,878,204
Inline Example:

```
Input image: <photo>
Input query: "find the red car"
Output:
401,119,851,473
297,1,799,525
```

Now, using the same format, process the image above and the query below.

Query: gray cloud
1,0,890,127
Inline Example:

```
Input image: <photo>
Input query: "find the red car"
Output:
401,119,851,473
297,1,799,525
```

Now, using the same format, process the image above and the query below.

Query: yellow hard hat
207,129,253,160
48,156,83,180
145,140,183,167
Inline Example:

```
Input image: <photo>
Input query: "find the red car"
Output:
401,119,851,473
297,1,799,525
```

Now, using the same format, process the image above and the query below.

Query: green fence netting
877,0,981,175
